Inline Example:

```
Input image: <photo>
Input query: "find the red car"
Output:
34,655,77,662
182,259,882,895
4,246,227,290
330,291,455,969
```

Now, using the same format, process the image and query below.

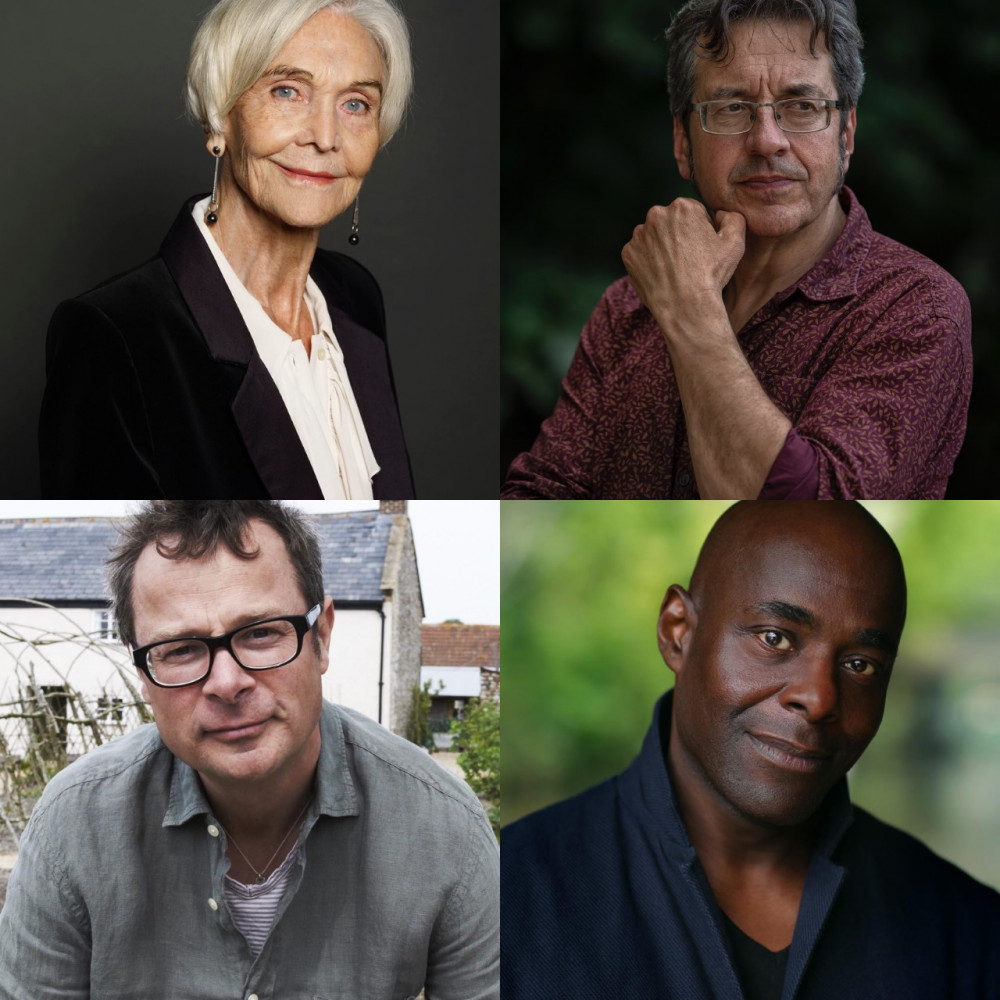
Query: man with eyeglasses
0,501,499,1000
502,0,971,500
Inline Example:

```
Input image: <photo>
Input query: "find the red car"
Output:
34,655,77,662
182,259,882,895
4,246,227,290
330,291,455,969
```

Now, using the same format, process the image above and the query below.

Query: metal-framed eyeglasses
690,98,843,135
131,604,323,689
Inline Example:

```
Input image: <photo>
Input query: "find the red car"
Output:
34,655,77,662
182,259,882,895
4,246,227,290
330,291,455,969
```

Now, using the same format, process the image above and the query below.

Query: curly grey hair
665,0,864,126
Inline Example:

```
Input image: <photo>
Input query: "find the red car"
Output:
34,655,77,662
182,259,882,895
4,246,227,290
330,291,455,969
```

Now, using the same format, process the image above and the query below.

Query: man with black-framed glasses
0,500,499,1000
503,0,971,500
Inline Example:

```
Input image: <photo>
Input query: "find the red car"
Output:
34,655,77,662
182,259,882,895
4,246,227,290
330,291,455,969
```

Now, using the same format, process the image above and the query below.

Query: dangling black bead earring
348,197,360,245
206,145,223,225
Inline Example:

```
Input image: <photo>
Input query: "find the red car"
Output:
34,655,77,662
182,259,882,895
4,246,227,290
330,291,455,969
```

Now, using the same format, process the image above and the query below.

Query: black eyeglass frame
131,603,323,689
689,98,843,135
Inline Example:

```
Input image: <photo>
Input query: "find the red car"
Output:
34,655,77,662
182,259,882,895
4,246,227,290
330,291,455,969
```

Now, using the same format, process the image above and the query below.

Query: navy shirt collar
620,690,855,858
618,690,858,999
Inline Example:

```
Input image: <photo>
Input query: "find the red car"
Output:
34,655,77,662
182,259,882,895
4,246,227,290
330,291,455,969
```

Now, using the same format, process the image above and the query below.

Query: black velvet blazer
38,198,414,498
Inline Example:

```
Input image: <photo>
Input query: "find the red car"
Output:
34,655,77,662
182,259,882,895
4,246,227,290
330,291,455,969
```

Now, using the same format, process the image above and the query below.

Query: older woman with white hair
39,0,414,499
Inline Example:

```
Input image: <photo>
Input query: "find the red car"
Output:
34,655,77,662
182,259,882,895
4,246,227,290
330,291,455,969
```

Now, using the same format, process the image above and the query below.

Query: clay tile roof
421,623,500,670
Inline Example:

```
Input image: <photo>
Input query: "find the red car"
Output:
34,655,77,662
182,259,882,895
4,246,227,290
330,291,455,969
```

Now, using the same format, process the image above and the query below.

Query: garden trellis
0,600,152,844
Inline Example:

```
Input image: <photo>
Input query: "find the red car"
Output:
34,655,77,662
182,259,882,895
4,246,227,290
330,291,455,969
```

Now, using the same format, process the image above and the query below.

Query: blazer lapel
159,199,323,499
323,301,414,499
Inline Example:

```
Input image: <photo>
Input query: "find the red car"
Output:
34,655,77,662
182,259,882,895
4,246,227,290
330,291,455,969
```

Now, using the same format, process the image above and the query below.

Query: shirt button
318,348,327,360
207,825,220,837
678,473,691,487
208,898,219,911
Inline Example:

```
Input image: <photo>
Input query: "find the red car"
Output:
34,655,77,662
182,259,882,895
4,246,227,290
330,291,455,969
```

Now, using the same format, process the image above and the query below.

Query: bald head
658,501,908,828
690,501,906,629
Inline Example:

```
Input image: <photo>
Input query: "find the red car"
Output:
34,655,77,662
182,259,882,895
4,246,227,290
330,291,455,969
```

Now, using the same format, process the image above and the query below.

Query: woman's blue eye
274,86,297,99
344,99,368,113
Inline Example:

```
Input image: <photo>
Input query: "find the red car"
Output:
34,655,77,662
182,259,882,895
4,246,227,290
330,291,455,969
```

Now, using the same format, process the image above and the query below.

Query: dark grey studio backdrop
0,0,498,499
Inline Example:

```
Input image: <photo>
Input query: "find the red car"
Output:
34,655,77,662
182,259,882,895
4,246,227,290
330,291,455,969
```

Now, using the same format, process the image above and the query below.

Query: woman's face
219,8,384,229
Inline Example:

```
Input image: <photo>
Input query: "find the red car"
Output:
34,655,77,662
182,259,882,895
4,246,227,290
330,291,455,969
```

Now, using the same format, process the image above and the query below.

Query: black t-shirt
720,910,790,1000
659,699,790,1000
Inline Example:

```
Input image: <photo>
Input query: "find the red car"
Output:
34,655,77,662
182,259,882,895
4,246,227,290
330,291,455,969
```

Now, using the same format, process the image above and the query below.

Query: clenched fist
622,198,747,327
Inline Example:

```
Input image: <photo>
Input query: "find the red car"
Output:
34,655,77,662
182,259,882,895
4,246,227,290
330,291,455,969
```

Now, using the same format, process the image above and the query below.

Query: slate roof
312,511,394,603
0,511,396,605
421,623,500,669
0,518,117,602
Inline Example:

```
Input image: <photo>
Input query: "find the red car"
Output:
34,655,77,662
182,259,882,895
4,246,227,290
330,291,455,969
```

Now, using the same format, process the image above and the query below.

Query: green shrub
450,699,500,837
405,679,440,751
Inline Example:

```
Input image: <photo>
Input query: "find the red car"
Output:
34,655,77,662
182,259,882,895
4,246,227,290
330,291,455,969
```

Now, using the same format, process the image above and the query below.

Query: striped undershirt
224,845,300,957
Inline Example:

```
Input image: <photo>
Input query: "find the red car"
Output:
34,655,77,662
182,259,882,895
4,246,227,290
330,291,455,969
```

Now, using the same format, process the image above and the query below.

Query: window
94,607,119,642
97,695,124,722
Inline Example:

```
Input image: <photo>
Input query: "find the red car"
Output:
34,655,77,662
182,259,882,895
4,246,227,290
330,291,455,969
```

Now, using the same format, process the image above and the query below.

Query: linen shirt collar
774,185,874,306
162,701,360,829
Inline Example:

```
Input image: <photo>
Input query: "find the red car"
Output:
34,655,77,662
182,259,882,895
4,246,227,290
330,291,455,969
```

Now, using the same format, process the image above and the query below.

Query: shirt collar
618,690,855,858
162,700,360,828
313,701,361,818
616,690,695,856
190,195,333,372
775,185,873,305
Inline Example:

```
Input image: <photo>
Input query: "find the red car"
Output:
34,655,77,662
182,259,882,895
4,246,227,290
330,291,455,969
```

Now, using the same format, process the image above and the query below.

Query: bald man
501,502,1000,1000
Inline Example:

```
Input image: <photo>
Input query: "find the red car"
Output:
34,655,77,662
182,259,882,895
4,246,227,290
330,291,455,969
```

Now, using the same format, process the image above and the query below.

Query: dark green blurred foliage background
500,0,1000,497
501,500,1000,890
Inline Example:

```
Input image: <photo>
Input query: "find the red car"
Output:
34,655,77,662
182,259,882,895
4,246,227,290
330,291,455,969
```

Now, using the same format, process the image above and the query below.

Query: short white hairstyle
186,0,412,146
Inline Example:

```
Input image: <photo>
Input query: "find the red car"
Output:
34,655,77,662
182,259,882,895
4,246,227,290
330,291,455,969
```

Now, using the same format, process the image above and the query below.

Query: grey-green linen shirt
0,701,499,1000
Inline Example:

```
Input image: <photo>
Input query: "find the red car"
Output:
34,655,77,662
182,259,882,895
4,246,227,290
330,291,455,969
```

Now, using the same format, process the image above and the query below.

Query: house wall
380,517,423,737
0,604,134,698
480,667,501,704
322,607,384,724
0,604,141,757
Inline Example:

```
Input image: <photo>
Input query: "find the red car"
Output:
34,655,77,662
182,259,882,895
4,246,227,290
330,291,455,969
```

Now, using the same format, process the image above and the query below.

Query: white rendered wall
0,605,136,701
0,604,142,756
322,607,385,725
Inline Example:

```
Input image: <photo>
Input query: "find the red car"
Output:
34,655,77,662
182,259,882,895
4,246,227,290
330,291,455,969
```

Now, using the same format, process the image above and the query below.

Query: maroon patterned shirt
502,188,972,499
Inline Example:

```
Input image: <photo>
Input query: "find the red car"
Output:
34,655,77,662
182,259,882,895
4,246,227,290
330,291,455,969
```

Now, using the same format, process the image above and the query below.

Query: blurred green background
501,500,1000,891
500,0,1000,497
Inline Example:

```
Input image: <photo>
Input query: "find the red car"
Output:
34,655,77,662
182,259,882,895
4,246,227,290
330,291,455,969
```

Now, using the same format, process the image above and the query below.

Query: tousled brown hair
107,501,324,646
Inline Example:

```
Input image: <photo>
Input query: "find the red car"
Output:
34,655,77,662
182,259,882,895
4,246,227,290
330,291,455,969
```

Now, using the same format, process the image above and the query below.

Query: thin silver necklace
218,796,313,885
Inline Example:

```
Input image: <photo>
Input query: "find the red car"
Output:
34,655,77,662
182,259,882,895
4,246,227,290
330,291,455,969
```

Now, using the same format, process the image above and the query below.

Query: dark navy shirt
501,693,1000,1000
